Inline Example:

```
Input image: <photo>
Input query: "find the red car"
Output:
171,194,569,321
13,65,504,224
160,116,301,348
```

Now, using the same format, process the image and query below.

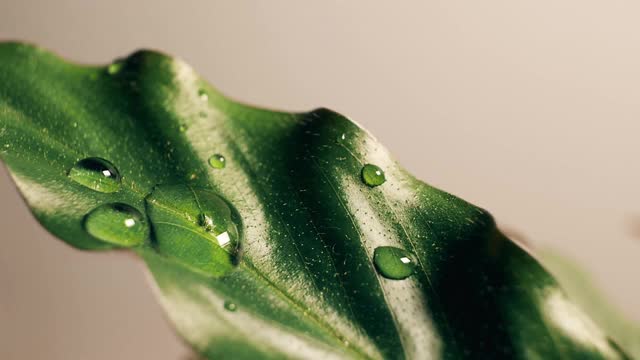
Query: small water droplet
84,203,148,247
68,157,121,193
373,246,416,279
337,133,347,142
198,89,209,101
107,60,123,75
145,185,243,277
361,164,386,187
224,300,237,312
208,154,226,169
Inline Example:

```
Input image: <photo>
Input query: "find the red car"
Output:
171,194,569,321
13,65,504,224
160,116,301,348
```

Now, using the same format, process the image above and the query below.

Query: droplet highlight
68,157,121,193
361,164,386,187
224,300,237,312
145,185,243,277
84,203,148,247
373,246,416,280
208,154,226,169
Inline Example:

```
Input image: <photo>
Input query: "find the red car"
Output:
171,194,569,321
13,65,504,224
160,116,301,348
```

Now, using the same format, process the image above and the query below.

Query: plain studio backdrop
0,1,638,359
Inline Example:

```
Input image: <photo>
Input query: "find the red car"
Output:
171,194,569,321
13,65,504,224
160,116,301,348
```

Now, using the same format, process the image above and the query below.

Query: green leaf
0,42,632,359
537,249,640,358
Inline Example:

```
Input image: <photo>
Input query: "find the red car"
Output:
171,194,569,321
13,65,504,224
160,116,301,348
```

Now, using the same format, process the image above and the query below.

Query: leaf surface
0,43,631,359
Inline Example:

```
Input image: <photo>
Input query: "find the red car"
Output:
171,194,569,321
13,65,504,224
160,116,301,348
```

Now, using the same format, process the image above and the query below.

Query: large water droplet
373,246,416,279
224,300,237,312
361,164,386,187
208,154,226,169
68,157,121,193
145,185,243,277
84,203,148,247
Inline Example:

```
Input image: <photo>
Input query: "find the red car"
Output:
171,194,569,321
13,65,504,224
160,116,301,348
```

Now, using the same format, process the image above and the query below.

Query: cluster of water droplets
67,157,148,246
70,65,415,288
337,132,417,280
68,154,241,295
67,72,239,284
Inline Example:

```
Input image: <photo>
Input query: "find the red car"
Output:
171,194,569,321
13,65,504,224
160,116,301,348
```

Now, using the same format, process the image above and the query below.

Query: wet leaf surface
0,43,631,359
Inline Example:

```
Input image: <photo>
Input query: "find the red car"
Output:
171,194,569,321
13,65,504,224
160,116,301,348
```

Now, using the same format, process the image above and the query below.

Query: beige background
1,1,639,359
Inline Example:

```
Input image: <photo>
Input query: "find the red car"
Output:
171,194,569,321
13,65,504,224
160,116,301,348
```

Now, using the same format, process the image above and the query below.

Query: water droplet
208,154,226,169
68,157,121,193
361,164,386,187
337,133,347,142
84,203,148,247
224,300,237,312
373,246,416,279
145,185,243,277
107,60,123,75
198,89,208,101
